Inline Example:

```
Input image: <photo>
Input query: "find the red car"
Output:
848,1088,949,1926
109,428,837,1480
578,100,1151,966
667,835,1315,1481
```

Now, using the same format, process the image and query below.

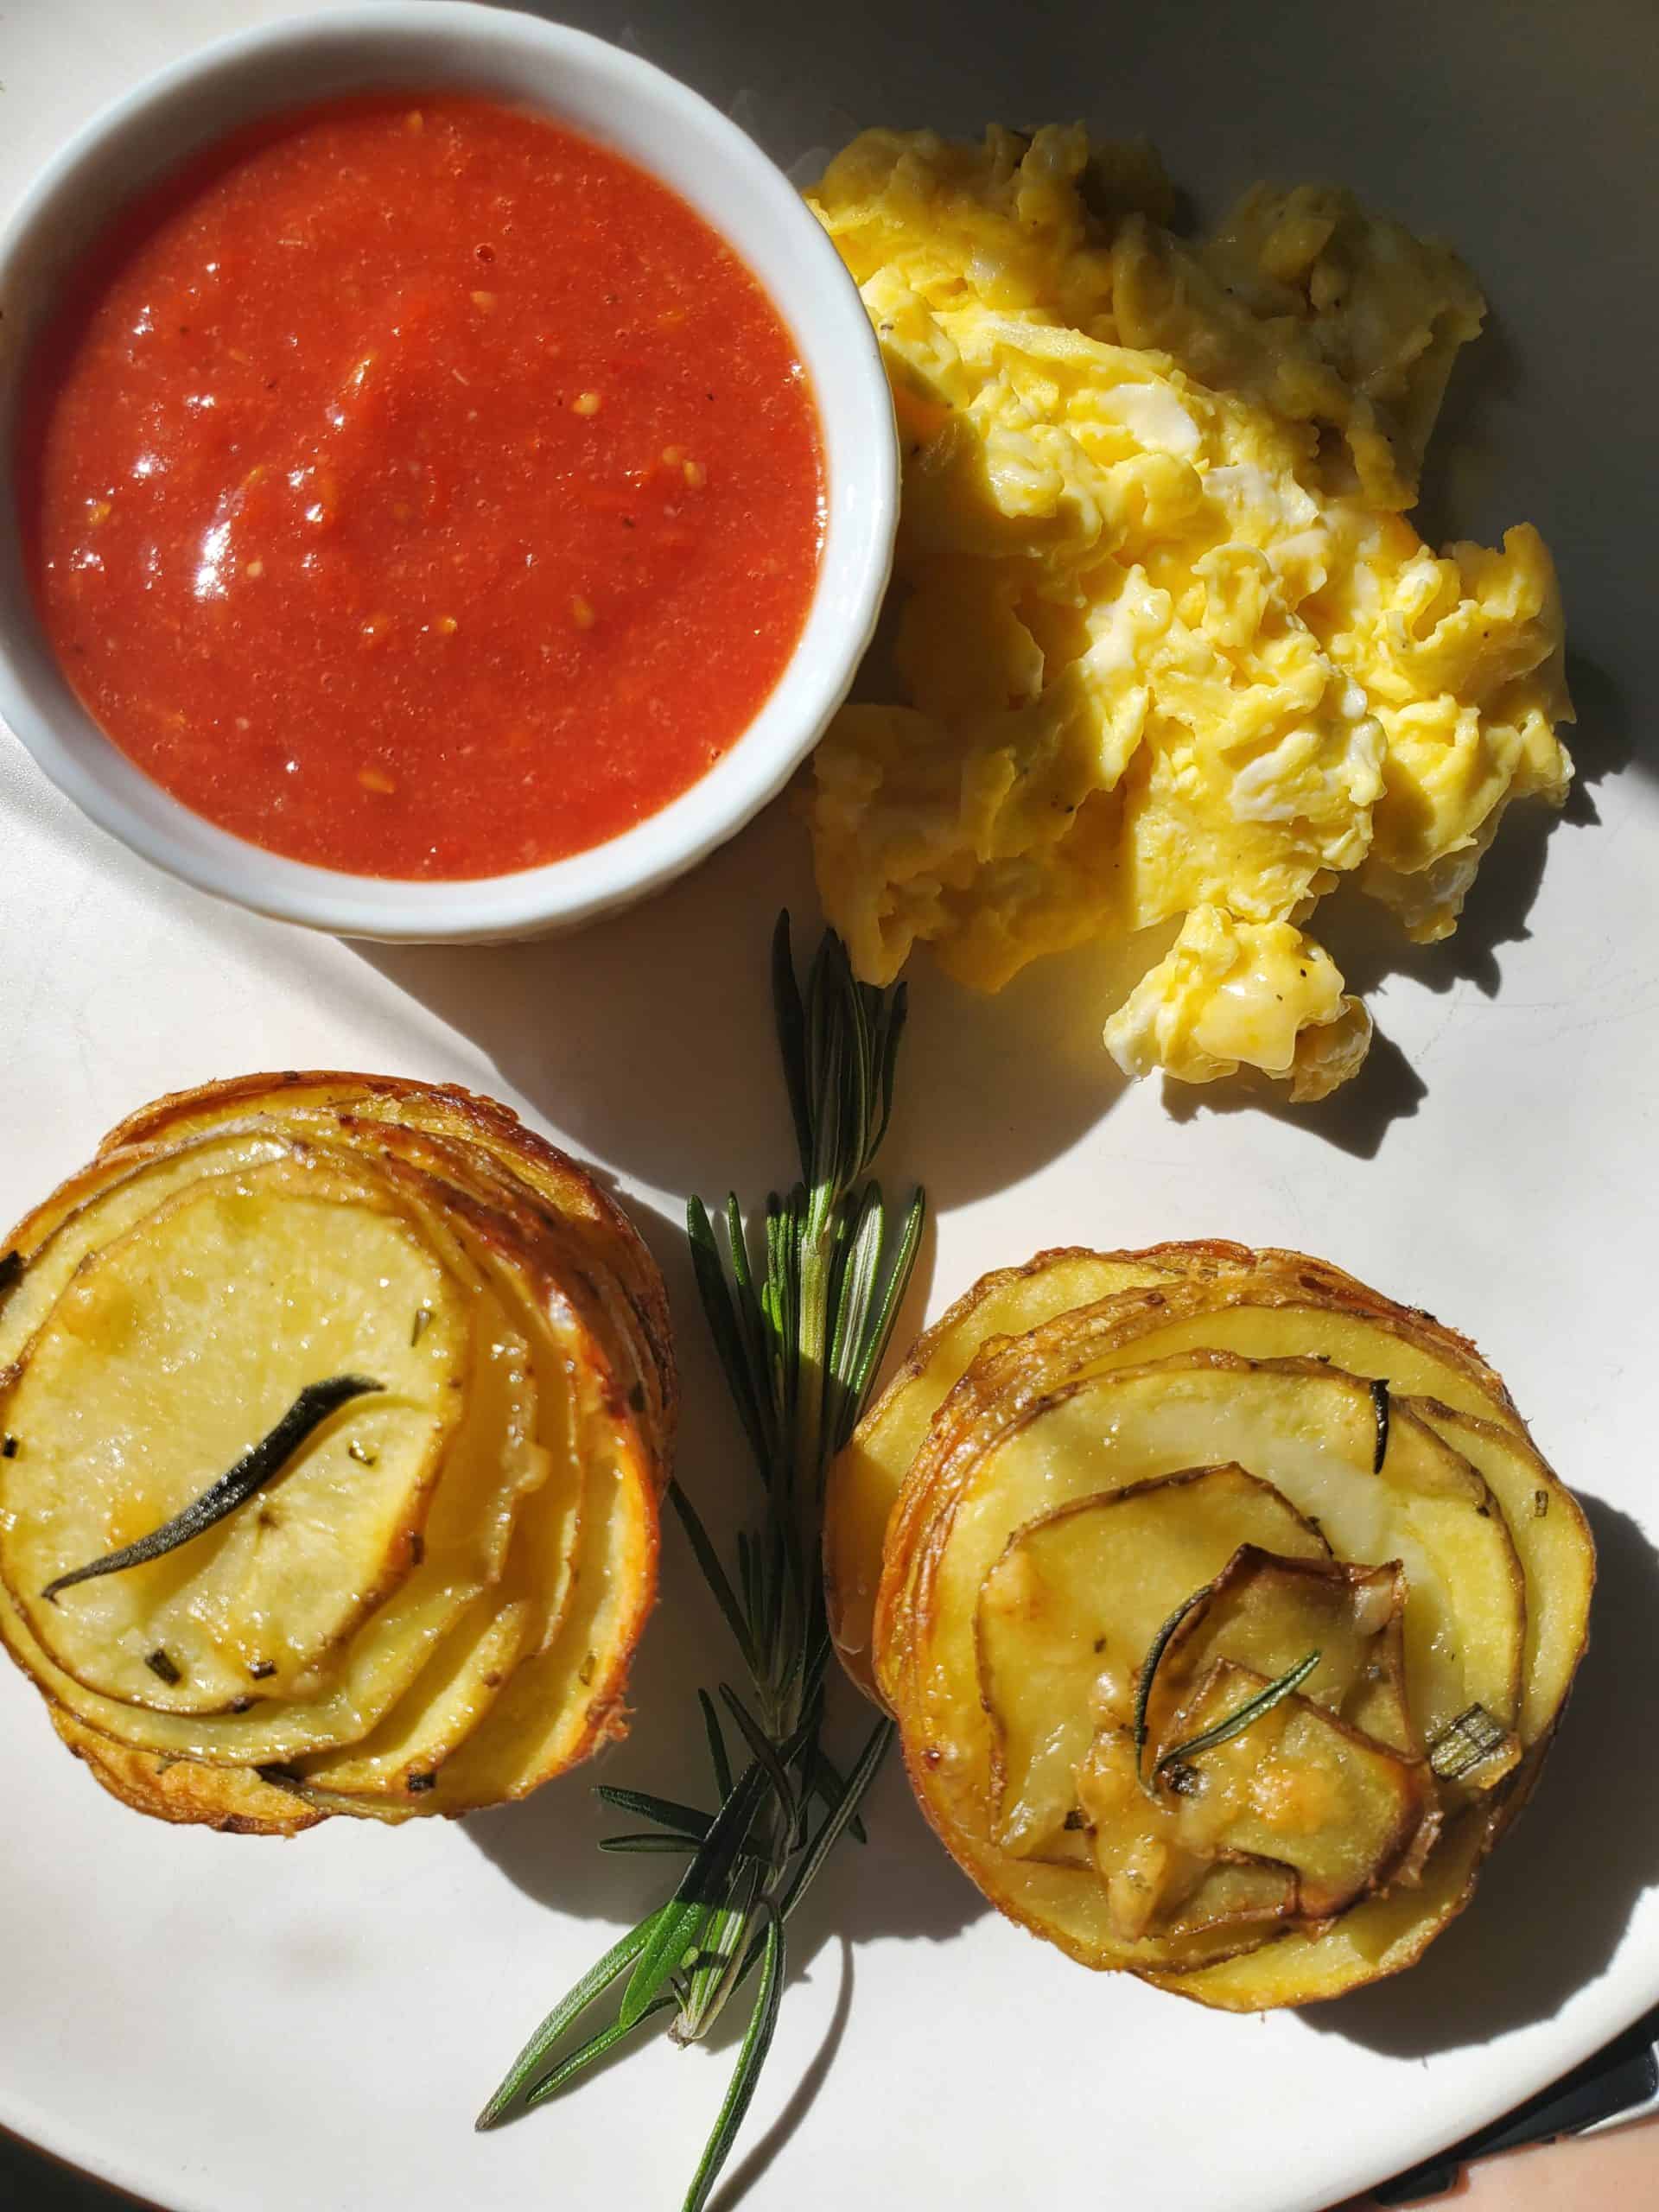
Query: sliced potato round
840,1243,1592,2008
979,1465,1329,1859
899,1356,1523,1761
3,1158,473,1713
1142,1802,1493,2008
1410,1398,1592,1744
100,1072,677,1472
1144,1660,1435,1922
0,1073,673,1832
47,1701,324,1838
827,1247,1182,1698
1159,1549,1418,1758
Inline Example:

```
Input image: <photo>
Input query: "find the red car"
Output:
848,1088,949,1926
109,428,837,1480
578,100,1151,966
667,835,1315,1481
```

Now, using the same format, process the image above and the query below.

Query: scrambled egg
805,127,1573,1097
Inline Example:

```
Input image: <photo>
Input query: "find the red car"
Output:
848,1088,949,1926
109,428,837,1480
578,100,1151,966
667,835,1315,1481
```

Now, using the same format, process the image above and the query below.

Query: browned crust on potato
48,1704,323,1837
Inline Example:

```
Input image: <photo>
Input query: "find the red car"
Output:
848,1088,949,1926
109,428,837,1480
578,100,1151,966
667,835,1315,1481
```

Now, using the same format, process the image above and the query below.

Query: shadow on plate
0,2131,149,2212
712,1936,855,2212
461,1157,977,1967
1159,645,1632,1160
1303,1493,1659,2059
350,798,1155,1211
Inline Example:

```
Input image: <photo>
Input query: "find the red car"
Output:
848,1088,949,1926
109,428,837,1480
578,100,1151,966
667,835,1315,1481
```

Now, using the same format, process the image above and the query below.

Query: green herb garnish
477,918,923,2212
1156,1651,1322,1781
1370,1377,1390,1472
1131,1583,1215,1796
1428,1702,1510,1780
40,1375,383,1602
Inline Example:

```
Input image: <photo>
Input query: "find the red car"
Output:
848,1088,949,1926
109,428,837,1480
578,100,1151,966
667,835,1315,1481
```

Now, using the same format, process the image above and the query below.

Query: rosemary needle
41,1376,384,1602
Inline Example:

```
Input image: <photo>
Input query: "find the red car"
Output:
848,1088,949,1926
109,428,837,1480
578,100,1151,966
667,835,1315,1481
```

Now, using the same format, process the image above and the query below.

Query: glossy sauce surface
20,94,825,876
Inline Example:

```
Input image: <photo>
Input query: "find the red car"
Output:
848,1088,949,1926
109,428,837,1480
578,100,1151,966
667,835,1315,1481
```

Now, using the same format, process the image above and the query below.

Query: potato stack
0,1074,673,1834
826,1244,1592,2007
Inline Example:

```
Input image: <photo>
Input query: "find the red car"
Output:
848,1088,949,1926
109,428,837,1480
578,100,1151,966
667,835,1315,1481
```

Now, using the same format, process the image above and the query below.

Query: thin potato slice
1147,1661,1435,1921
294,1598,531,1798
416,1382,660,1810
290,1320,591,1802
1411,1398,1593,1743
101,1074,677,1476
978,1465,1328,1858
897,1356,1524,1776
7,1191,556,1764
830,1240,1534,1713
2,1159,472,1714
1144,1802,1493,2005
828,1249,1183,1694
48,1702,323,1838
944,1278,1527,1479
1157,1549,1417,1758
0,1129,294,1370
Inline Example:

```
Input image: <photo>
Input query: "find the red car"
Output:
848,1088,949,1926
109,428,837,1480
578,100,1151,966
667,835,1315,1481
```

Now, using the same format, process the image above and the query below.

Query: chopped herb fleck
410,1306,434,1346
0,1249,22,1294
578,1649,597,1686
407,1770,438,1794
410,1533,425,1567
1,1436,17,1459
1062,1808,1086,1831
1534,1489,1550,1518
1370,1378,1390,1473
145,1648,182,1685
1429,1703,1511,1781
249,1659,278,1681
347,1439,378,1466
1132,1582,1212,1783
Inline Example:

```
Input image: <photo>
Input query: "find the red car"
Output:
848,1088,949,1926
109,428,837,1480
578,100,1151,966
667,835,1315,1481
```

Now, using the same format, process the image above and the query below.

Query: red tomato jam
18,95,825,877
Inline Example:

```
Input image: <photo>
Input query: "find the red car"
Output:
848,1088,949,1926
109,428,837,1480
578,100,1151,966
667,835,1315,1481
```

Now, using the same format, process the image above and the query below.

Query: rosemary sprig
479,917,924,2210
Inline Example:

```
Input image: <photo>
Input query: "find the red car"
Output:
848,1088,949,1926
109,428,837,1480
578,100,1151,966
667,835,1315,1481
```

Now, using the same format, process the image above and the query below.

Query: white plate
2,5,1655,2209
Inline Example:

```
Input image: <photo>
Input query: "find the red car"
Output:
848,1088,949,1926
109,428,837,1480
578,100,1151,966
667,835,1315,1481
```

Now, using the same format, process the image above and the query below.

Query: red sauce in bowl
18,94,825,878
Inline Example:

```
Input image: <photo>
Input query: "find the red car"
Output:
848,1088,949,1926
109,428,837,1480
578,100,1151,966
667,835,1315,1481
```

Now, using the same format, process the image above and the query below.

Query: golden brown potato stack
0,1073,674,1834
826,1243,1592,2007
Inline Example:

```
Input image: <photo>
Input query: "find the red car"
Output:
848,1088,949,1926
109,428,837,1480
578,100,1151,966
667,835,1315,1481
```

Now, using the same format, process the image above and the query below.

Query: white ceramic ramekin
0,4,895,940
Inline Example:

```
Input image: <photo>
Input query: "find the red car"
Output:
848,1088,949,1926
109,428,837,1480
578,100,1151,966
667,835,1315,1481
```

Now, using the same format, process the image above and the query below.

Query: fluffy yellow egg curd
824,1243,1592,2005
806,128,1573,1097
0,1075,674,1834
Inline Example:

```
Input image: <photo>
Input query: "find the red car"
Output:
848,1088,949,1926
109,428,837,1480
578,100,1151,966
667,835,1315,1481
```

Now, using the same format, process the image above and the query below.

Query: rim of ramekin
0,3,896,940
